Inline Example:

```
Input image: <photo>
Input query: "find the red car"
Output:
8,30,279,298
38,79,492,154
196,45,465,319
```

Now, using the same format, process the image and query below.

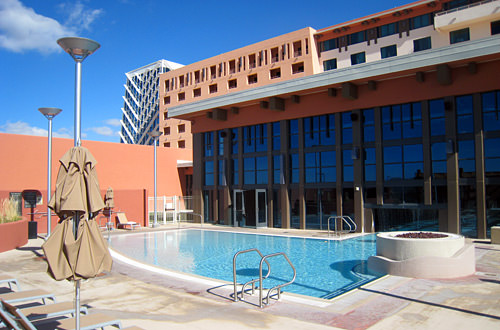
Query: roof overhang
168,36,500,118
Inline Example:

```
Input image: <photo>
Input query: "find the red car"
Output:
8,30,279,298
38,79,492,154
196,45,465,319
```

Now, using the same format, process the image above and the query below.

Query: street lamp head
148,131,163,139
38,107,62,119
57,37,100,62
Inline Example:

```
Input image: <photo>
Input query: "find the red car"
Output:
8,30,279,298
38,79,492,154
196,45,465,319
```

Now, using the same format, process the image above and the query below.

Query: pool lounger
0,290,56,305
17,301,88,322
1,300,122,330
0,276,21,291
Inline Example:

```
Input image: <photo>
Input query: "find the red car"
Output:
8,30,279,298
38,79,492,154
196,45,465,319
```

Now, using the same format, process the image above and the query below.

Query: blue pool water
108,229,380,299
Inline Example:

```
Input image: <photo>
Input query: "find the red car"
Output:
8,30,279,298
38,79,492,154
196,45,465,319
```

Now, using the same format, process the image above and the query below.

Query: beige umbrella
42,146,112,280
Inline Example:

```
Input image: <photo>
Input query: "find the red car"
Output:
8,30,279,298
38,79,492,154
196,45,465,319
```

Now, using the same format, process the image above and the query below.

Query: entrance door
234,190,245,227
256,189,267,228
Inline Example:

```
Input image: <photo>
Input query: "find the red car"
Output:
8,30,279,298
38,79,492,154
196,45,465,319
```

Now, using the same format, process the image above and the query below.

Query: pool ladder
328,216,357,237
233,248,296,308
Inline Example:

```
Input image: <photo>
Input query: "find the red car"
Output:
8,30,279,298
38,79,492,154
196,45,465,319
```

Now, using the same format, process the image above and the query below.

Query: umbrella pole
75,279,81,330
73,212,81,330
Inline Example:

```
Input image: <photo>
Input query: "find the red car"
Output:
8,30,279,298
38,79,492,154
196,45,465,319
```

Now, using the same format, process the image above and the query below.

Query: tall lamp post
57,37,100,147
38,107,62,238
148,131,163,228
57,37,99,330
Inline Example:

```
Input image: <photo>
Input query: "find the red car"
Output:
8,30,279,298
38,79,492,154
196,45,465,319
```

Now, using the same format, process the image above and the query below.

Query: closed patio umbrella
42,146,112,329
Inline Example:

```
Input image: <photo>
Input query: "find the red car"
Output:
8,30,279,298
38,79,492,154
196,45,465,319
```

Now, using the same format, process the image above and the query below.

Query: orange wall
0,133,192,231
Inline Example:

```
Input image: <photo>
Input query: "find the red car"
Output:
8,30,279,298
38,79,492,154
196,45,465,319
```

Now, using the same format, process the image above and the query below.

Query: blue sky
0,0,411,143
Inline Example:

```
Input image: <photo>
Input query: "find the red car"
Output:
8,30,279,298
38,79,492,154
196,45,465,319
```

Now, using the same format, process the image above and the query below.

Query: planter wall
0,219,28,253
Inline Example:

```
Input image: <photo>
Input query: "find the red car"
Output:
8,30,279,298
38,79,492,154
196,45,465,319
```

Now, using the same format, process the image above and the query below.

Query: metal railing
435,0,496,16
233,248,271,302
233,249,296,308
327,216,357,237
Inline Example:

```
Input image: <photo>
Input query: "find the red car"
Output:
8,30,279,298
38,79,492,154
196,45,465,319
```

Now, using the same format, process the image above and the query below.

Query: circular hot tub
376,231,464,261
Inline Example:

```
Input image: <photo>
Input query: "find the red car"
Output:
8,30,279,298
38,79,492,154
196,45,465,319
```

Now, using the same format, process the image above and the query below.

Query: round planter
376,231,464,261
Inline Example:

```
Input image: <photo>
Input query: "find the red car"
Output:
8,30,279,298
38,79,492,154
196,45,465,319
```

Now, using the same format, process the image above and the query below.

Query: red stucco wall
0,133,192,232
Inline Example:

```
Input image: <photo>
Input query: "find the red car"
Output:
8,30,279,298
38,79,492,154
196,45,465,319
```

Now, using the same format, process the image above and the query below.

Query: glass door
233,190,245,227
256,189,267,228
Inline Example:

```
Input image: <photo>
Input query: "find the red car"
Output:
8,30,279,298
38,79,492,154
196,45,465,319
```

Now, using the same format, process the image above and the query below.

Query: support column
445,97,460,234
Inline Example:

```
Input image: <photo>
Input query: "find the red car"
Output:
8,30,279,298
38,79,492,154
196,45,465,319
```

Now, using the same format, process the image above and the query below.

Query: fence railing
147,196,200,225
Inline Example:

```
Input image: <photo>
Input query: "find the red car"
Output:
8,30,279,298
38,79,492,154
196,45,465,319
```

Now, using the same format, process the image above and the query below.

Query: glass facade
199,90,500,238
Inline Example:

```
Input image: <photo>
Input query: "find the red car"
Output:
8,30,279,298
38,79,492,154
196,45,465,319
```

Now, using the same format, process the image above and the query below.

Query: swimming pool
108,229,380,299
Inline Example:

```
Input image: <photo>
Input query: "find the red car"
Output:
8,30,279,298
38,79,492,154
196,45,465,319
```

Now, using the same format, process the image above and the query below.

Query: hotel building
159,0,500,238
120,59,192,147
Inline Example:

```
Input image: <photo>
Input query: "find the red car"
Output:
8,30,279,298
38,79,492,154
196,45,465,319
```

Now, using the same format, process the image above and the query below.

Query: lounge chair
0,275,21,291
116,213,141,230
1,300,122,330
0,290,56,305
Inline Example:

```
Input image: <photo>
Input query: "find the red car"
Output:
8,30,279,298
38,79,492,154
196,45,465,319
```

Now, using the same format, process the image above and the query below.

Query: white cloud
0,0,103,54
87,126,120,137
0,120,71,138
58,2,104,31
103,118,121,127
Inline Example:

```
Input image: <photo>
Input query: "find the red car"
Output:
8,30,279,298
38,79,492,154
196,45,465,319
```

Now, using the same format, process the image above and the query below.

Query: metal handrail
232,248,271,302
435,0,495,16
328,216,357,237
259,252,296,308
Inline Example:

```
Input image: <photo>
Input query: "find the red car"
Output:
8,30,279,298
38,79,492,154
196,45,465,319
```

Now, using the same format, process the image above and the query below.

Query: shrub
0,198,21,224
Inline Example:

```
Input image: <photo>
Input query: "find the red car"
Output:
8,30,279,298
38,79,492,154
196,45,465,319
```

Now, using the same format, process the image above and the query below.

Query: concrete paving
1,224,500,329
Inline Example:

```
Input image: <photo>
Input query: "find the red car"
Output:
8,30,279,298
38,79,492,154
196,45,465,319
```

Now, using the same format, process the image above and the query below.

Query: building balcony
434,0,500,31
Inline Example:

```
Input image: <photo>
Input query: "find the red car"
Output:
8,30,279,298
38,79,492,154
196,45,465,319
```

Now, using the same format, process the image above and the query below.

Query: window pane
414,37,431,52
385,164,403,180
404,144,423,163
381,44,397,59
351,52,366,65
384,146,402,163
450,28,470,44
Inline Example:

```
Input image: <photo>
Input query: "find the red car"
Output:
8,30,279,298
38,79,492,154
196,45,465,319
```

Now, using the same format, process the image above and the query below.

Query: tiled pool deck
1,224,499,329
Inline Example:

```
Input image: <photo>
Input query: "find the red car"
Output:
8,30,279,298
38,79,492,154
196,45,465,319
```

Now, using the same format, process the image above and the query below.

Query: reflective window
349,31,365,45
231,128,238,154
351,52,366,65
320,38,337,52
218,131,224,156
233,159,238,185
305,151,336,183
343,149,354,182
289,120,299,149
482,91,500,132
218,160,225,185
363,109,375,143
304,114,335,147
243,156,268,185
364,147,376,182
381,44,397,59
382,103,422,140
484,138,500,176
290,153,299,183
414,37,431,52
273,155,281,184
450,28,470,44
204,132,214,156
323,58,337,71
205,161,214,186
430,99,445,136
458,140,475,178
243,124,267,153
411,14,432,29
432,142,447,179
404,144,423,179
272,122,281,150
456,95,473,134
384,146,403,181
379,23,397,37
342,112,353,144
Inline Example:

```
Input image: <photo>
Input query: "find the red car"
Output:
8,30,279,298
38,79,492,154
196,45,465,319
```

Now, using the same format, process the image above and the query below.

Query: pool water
108,229,380,299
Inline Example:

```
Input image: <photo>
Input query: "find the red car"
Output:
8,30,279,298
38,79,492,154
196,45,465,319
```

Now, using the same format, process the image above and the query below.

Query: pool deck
1,224,500,329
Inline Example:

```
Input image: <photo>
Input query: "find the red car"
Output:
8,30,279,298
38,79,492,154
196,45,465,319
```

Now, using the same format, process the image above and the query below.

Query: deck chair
0,275,21,291
0,290,56,305
116,213,141,230
1,300,122,330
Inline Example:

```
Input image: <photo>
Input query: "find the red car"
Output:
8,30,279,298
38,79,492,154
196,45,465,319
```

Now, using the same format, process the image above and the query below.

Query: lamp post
148,131,163,228
38,108,62,238
57,37,100,147
57,37,99,330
